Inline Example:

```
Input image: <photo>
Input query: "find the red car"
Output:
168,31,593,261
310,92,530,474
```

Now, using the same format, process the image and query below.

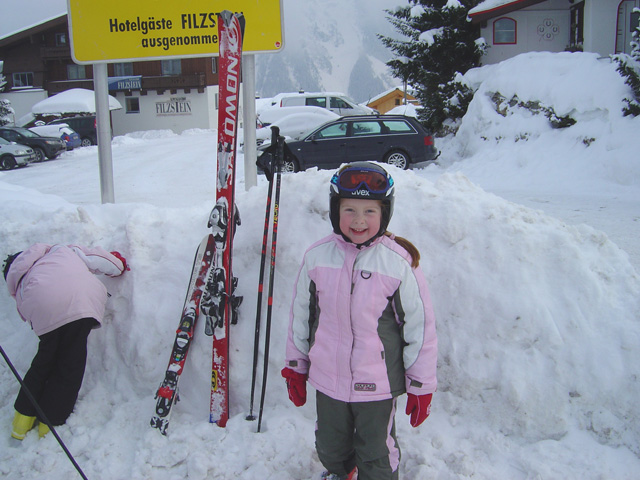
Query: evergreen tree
0,60,6,92
0,99,13,127
613,19,640,117
0,62,11,126
380,0,485,134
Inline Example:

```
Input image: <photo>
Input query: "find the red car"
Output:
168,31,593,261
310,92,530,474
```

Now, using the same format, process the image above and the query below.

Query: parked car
257,105,339,128
0,136,37,170
256,115,439,173
29,124,82,150
255,108,340,146
0,127,66,162
265,92,377,117
48,115,97,147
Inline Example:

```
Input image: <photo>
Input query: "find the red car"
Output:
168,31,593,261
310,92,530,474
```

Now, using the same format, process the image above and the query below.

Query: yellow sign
67,0,284,64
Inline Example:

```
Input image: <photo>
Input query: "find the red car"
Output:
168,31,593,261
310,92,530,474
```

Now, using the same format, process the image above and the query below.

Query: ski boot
320,467,357,480
11,412,36,440
38,422,50,438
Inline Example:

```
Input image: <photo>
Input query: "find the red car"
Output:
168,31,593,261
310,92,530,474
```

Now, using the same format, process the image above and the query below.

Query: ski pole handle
270,126,280,176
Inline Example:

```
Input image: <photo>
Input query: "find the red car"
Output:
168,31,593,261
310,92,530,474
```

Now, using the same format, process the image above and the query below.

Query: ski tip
218,10,245,29
218,10,233,25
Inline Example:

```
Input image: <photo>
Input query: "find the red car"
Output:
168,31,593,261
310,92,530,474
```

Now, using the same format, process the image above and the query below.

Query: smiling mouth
351,228,367,234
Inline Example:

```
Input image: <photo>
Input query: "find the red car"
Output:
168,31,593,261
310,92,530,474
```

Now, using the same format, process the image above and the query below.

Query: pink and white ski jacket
5,244,125,336
285,233,437,403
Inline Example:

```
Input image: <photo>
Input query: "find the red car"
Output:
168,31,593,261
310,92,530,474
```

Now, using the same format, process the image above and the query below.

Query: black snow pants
15,317,97,426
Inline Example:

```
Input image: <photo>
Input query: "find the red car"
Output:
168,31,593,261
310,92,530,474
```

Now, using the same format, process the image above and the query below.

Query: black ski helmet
329,161,395,242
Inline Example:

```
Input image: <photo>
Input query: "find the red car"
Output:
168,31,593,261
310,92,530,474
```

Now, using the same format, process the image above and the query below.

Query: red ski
202,10,245,427
151,234,215,435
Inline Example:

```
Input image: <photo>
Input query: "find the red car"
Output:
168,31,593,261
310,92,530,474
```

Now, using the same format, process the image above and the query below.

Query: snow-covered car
264,92,377,116
30,124,82,150
0,136,36,170
257,105,338,127
255,108,340,146
48,115,98,147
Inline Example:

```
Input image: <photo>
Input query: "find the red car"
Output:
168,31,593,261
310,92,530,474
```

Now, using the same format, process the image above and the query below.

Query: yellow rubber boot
38,422,51,438
11,412,36,440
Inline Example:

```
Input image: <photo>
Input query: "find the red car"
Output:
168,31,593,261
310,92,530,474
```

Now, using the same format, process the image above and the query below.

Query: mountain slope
255,0,404,103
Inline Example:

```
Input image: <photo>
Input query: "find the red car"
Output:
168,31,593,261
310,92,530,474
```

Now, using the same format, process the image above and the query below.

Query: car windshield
0,137,9,145
12,127,41,138
312,122,348,139
330,97,353,109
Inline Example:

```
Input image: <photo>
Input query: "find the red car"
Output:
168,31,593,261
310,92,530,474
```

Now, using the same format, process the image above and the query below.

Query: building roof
0,14,67,47
468,0,547,23
0,0,66,40
367,87,417,105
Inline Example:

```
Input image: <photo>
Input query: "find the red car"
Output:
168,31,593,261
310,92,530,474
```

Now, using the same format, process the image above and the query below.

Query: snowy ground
0,52,639,479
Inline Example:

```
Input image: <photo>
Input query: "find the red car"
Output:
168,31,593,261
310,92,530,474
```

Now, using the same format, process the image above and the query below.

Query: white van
273,92,377,116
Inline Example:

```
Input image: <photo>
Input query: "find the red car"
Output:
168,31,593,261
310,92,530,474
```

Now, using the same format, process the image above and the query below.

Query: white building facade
470,0,640,65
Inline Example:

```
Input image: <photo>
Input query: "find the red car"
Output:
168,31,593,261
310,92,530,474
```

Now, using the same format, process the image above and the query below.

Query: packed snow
30,88,122,115
0,52,639,479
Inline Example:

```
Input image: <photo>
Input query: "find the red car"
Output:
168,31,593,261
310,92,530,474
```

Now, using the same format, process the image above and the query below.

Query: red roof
469,0,547,24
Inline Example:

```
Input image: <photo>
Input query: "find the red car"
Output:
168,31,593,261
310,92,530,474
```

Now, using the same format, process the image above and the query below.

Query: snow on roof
0,0,66,41
0,14,65,42
469,0,546,18
469,0,518,14
31,88,122,114
367,86,417,106
368,87,404,104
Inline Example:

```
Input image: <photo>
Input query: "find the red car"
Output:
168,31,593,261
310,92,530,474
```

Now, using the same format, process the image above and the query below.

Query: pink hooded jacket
5,244,125,336
285,233,437,403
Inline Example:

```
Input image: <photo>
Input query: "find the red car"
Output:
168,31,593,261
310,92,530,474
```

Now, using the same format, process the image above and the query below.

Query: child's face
339,198,382,244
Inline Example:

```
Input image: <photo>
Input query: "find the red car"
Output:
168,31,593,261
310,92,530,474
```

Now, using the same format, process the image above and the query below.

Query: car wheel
384,149,410,170
34,148,46,162
81,137,93,147
281,155,299,173
1,155,17,170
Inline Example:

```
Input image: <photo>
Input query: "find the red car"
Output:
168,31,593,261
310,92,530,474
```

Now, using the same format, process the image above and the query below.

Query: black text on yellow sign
67,0,283,63
108,14,223,52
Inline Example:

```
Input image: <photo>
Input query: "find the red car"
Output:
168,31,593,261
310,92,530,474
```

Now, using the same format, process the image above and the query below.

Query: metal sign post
93,63,115,203
242,54,257,190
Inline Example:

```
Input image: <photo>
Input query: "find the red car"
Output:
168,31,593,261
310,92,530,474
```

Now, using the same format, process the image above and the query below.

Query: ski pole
247,126,278,421
257,134,285,432
0,343,89,480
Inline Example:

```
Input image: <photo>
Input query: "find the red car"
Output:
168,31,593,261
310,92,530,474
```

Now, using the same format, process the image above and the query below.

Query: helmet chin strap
340,227,386,249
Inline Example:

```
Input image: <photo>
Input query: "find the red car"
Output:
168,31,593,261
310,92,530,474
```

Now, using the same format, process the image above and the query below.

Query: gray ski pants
315,391,400,480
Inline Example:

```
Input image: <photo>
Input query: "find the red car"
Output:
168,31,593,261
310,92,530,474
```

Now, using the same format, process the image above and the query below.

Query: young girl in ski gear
282,162,437,480
3,243,128,440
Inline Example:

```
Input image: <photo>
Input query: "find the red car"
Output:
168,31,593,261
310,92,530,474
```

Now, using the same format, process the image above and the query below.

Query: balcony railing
47,79,94,94
46,73,208,95
40,45,71,59
142,74,206,90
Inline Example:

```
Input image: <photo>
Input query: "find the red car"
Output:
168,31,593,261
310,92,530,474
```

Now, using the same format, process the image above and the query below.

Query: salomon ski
203,10,245,428
151,234,215,435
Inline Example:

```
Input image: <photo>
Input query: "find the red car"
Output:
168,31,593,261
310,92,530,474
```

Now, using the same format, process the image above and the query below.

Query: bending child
3,244,128,440
282,161,438,480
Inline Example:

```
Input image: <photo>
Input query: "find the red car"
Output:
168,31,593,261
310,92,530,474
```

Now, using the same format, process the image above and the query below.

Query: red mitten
281,367,307,407
405,393,432,427
110,251,129,273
